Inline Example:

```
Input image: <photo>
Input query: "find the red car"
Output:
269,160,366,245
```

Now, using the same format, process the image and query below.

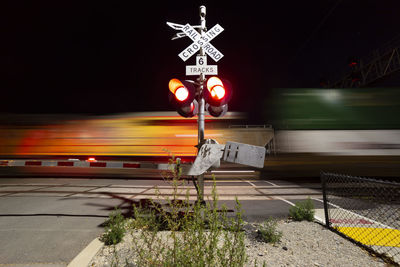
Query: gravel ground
89,220,386,267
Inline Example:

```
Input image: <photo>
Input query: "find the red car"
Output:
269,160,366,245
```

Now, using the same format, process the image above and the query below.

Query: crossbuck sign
166,22,224,62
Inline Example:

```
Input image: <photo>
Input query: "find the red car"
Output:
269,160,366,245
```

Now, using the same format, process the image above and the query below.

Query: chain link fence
321,172,400,265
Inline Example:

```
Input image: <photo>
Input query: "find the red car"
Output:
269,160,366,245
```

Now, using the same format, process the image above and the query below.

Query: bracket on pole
187,139,224,176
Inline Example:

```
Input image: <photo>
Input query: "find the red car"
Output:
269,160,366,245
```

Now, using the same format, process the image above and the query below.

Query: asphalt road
0,176,323,266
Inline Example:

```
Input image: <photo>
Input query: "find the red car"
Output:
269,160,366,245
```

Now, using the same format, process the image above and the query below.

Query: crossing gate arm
223,141,266,168
0,141,266,176
0,159,185,171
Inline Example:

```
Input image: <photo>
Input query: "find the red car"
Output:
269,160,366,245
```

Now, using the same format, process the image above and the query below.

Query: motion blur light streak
0,112,264,159
175,134,223,137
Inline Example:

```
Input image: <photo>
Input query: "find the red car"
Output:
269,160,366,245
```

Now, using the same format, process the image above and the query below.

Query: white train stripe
0,159,188,170
0,159,168,169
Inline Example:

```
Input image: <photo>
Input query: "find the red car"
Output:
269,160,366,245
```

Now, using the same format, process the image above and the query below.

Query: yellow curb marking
335,227,400,247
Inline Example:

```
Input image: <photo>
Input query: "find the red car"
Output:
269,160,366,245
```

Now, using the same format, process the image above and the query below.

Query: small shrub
100,208,126,245
289,197,315,221
257,217,282,244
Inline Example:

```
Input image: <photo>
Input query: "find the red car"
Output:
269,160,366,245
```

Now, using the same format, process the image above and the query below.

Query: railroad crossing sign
166,22,224,62
186,55,218,76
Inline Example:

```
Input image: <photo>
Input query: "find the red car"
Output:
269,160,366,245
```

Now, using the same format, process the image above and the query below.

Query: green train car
265,87,400,156
266,87,400,130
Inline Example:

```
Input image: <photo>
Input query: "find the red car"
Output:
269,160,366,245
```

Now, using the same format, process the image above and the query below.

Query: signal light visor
169,78,184,94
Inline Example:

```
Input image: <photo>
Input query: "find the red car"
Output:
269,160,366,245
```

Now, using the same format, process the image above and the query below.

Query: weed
289,197,315,221
100,208,126,245
128,157,248,267
257,217,283,244
253,259,267,267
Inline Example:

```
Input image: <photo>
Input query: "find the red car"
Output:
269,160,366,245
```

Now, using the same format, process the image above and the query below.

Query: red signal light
349,62,357,67
348,57,358,68
211,85,225,99
168,78,198,118
203,77,232,112
175,87,189,101
207,77,226,100
169,78,190,101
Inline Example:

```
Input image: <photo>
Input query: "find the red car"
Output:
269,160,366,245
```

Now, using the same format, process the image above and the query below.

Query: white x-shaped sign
167,22,224,62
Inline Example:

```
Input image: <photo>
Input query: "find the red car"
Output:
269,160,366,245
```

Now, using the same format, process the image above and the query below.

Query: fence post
321,173,330,227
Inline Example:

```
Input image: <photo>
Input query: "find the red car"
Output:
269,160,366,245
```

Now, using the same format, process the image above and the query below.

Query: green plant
100,208,126,245
257,217,283,244
253,259,267,267
289,197,315,221
127,157,248,267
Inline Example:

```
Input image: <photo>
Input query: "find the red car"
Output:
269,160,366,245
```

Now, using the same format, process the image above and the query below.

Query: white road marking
263,180,278,187
246,179,296,206
274,196,295,206
311,197,391,228
262,179,323,213
245,180,257,187
262,183,323,222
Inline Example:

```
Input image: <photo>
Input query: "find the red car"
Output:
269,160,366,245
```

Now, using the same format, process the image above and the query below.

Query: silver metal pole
198,5,206,146
196,5,207,203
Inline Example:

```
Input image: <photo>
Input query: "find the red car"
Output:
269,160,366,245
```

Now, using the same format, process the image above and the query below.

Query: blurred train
1,87,400,178
267,87,400,156
0,112,273,163
264,87,400,178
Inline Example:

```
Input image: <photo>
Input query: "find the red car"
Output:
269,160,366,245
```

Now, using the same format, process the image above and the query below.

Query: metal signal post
196,5,207,203
198,6,206,148
166,5,230,203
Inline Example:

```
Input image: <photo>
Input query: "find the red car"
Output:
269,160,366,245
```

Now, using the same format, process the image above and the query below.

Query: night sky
1,0,399,121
